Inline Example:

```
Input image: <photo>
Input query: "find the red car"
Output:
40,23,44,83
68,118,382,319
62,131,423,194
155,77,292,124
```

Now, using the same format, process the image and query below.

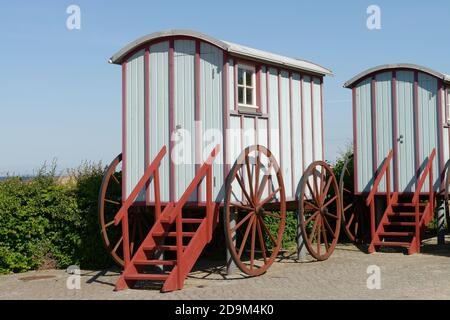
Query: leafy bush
0,162,113,274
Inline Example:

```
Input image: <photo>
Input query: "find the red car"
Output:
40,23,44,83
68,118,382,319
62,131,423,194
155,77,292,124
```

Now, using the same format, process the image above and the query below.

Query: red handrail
113,146,166,267
366,150,394,206
412,148,436,205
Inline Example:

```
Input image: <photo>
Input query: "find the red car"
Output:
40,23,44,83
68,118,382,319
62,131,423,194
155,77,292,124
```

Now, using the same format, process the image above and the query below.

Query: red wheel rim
299,161,341,261
98,154,151,266
224,145,286,276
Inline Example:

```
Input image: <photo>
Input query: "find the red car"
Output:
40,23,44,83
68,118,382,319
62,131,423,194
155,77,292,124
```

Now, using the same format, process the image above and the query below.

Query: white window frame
447,88,450,124
237,64,257,110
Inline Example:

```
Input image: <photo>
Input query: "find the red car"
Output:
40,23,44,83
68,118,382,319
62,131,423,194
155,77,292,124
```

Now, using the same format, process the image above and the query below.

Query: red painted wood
233,59,238,111
320,78,325,161
277,69,283,170
310,76,315,161
414,71,420,181
266,67,271,152
169,40,175,202
391,71,399,192
301,75,305,172
371,77,378,174
289,72,295,193
352,87,358,193
223,52,230,177
144,48,150,205
122,62,127,200
437,81,444,190
195,40,202,202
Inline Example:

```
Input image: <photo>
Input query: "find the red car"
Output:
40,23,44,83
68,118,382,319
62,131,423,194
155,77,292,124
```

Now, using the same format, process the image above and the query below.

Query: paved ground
1,238,450,300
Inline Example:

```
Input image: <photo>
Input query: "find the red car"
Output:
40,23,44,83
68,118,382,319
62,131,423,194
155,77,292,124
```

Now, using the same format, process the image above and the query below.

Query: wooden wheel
339,155,368,243
224,145,286,276
299,161,342,260
98,154,151,266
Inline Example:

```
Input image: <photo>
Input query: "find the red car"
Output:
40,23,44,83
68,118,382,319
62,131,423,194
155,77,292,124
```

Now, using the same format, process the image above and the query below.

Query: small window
237,64,257,110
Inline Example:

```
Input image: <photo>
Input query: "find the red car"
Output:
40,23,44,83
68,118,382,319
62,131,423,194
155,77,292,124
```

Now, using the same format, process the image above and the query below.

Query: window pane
238,87,244,104
245,71,253,86
238,68,244,85
246,88,253,105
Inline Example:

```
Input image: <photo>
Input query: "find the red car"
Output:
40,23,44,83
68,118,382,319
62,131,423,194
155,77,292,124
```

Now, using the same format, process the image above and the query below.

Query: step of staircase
392,203,426,208
124,273,169,281
387,212,420,217
383,221,416,227
152,231,196,238
134,259,177,266
378,231,415,237
143,245,187,251
373,241,411,247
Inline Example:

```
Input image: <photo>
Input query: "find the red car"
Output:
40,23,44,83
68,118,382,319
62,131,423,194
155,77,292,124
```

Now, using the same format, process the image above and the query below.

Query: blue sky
1,1,449,175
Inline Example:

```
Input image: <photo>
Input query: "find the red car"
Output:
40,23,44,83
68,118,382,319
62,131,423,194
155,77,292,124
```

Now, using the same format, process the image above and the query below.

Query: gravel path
1,240,450,300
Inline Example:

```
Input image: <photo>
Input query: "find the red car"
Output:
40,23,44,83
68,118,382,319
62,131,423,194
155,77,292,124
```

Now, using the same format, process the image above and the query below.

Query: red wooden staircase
366,149,435,254
113,144,220,292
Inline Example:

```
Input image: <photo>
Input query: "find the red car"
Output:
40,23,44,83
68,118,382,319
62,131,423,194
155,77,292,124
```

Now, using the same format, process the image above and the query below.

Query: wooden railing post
176,207,183,288
206,166,213,242
386,165,391,205
154,169,161,220
122,209,131,267
370,202,376,243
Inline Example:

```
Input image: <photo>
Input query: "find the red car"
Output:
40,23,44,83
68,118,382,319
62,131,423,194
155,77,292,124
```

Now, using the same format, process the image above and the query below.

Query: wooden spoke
112,236,123,254
256,219,268,264
308,216,319,244
111,173,120,185
230,202,254,212
321,177,333,201
321,221,329,251
262,211,281,219
255,150,261,202
258,187,281,208
322,214,336,237
245,153,255,201
345,211,355,228
238,215,255,258
250,217,256,270
304,200,319,211
230,211,255,234
257,174,269,199
323,195,338,208
105,198,121,205
343,203,353,212
317,218,321,255
258,216,277,245
236,171,254,206
104,220,115,228
305,210,319,225
323,210,338,220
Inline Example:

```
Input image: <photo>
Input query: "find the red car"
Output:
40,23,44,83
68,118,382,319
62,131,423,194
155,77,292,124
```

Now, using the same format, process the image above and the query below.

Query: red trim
169,39,175,202
122,62,127,200
195,40,202,202
352,87,358,192
277,69,283,170
144,48,150,204
300,75,305,172
414,71,420,181
233,59,238,111
266,68,271,151
223,52,230,177
391,71,399,192
438,80,445,190
371,77,378,174
310,77,315,161
289,72,295,194
256,65,262,112
320,78,325,161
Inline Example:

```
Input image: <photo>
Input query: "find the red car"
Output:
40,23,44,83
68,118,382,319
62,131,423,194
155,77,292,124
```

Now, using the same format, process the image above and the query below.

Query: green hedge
0,163,113,274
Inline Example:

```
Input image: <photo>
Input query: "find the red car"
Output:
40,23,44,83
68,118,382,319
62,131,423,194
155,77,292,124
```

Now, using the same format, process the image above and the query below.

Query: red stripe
195,40,202,202
223,52,230,177
289,72,295,194
310,76,315,162
391,71,399,191
277,69,283,170
169,39,175,202
144,48,150,204
352,87,358,193
438,80,444,190
233,59,238,111
371,77,378,174
414,71,420,181
300,75,305,172
122,62,127,200
266,67,271,151
256,65,261,113
320,78,324,161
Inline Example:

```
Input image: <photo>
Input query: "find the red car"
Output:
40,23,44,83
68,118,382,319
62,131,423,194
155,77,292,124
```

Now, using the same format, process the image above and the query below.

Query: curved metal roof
109,29,333,76
344,63,450,88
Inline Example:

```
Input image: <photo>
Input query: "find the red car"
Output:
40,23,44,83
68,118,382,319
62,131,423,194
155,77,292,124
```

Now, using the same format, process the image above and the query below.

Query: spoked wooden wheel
299,161,342,260
339,155,368,243
224,145,286,276
98,154,151,266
